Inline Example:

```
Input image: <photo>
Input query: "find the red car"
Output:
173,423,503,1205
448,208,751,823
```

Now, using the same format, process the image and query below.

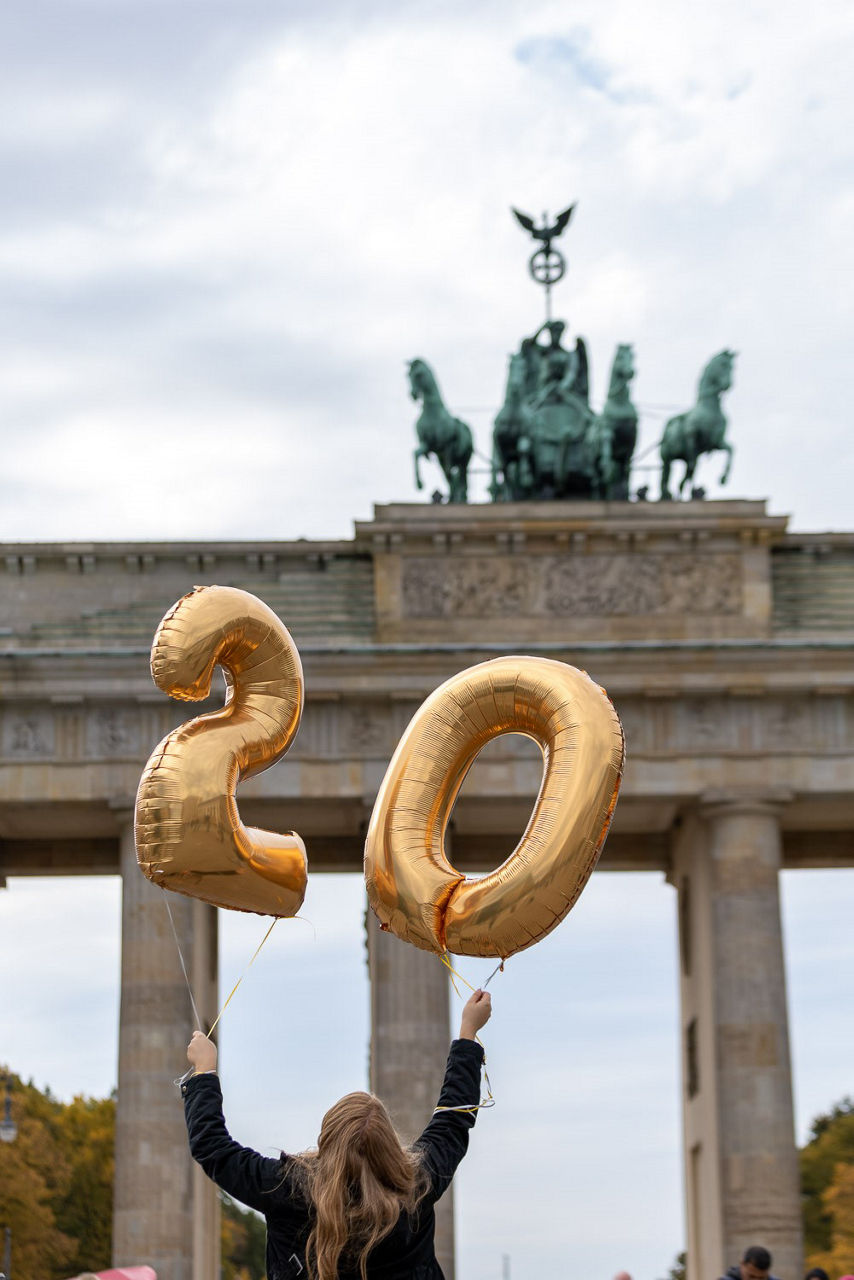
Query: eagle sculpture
511,204,576,248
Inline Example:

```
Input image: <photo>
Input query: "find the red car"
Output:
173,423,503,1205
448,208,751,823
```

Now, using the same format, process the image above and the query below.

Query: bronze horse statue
491,350,536,500
660,350,736,499
408,358,473,503
598,343,638,500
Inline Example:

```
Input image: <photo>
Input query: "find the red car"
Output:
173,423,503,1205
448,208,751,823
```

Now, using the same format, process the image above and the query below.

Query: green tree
661,1252,686,1280
800,1095,854,1272
48,1095,115,1274
221,1193,267,1280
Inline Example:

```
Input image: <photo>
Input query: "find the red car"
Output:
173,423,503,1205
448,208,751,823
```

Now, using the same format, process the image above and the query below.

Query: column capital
699,787,793,819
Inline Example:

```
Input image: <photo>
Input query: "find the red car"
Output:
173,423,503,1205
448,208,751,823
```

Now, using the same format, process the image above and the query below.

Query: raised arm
414,990,492,1203
182,1032,283,1213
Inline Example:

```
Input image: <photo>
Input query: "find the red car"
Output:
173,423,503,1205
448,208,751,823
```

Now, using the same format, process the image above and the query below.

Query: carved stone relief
761,698,811,749
543,552,743,616
340,703,393,755
87,708,140,758
3,712,54,758
402,552,743,618
402,558,532,618
678,697,738,752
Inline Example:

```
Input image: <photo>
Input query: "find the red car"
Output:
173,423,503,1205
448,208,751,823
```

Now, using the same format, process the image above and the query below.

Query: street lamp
0,1075,16,1280
0,1076,16,1144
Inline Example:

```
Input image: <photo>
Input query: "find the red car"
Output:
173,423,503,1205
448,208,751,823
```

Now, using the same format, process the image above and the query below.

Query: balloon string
164,895,203,1032
163,895,278,1085
208,917,278,1039
439,951,505,993
436,952,498,1113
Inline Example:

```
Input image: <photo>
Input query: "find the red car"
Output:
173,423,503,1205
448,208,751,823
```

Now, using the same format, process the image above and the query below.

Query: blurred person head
740,1247,772,1280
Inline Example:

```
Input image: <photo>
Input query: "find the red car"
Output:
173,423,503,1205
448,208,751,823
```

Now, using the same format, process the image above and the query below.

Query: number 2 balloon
135,585,308,916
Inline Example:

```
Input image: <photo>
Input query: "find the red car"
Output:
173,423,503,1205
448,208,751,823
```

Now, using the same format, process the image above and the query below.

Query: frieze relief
2,711,54,758
677,697,739,752
403,558,532,618
87,708,141,758
402,552,743,618
340,703,393,755
542,553,742,617
0,692,848,767
662,694,853,755
762,697,812,747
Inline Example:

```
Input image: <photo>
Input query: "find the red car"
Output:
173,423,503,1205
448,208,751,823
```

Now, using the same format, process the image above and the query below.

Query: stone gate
1,499,852,1280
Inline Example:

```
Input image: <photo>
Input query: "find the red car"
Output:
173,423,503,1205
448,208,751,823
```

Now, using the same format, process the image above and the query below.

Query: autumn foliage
0,1071,112,1279
0,1068,265,1280
801,1096,854,1275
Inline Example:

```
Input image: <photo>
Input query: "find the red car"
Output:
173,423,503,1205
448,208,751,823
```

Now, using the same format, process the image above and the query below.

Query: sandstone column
113,818,220,1280
366,908,456,1280
671,794,802,1280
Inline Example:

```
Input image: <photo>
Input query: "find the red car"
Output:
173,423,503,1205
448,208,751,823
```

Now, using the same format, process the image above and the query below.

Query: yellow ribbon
166,895,279,1085
208,917,278,1038
434,951,498,1113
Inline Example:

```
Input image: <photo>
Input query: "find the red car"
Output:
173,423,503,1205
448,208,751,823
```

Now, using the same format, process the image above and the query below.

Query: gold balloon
364,656,624,959
135,585,307,916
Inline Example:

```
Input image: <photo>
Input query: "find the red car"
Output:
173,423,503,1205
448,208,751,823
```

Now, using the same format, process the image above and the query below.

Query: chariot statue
490,324,638,502
492,321,597,499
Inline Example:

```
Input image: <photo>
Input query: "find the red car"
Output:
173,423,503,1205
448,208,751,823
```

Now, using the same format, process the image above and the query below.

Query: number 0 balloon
364,656,624,959
135,585,308,917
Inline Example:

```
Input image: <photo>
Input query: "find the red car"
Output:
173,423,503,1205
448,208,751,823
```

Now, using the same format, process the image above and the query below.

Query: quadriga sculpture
408,357,473,503
660,350,736,500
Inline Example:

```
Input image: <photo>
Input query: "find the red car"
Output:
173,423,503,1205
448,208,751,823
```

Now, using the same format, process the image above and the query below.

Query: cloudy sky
1,2,853,1279
0,0,852,538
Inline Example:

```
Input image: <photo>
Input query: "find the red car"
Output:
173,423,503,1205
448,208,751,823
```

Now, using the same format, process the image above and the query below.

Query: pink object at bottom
68,1268,157,1280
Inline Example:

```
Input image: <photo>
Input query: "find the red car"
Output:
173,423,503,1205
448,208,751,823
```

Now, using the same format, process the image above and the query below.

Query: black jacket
182,1038,486,1280
719,1268,781,1280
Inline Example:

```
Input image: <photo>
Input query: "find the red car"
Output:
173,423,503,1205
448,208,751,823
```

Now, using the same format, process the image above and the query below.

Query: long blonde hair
291,1091,428,1280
